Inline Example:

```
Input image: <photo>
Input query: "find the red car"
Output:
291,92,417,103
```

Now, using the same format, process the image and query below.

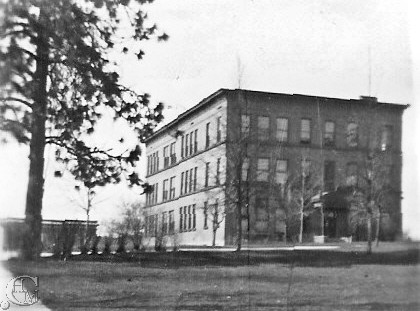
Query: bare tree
347,148,398,254
108,200,145,253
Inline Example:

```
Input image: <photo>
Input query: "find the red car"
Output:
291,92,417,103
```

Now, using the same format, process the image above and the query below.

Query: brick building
143,89,407,247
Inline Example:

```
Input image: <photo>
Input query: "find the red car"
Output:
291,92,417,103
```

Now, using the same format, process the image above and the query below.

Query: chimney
359,96,378,103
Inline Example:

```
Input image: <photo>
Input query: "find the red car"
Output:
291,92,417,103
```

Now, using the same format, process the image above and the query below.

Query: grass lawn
3,244,420,311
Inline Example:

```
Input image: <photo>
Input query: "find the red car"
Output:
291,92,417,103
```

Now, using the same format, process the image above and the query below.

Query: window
205,122,210,148
163,146,169,168
189,168,193,193
257,158,270,181
194,129,198,153
276,118,288,142
380,125,393,151
168,210,174,234
179,207,183,232
148,151,159,175
203,201,208,229
183,206,188,232
216,116,221,142
162,212,168,235
255,197,269,232
216,158,221,185
153,214,158,237
275,159,288,185
346,162,358,186
170,142,176,164
346,122,358,147
188,205,191,230
184,170,189,194
181,136,184,158
192,204,196,230
258,116,270,141
180,172,184,195
301,159,311,180
242,157,250,181
193,167,197,191
162,179,168,201
301,119,311,144
189,131,193,156
324,121,335,146
185,133,189,156
169,176,176,199
147,183,159,205
241,115,250,135
205,162,210,187
324,161,335,192
181,168,198,195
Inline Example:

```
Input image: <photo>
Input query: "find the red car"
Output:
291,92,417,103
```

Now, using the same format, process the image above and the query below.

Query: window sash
346,122,358,147
275,160,287,184
301,119,311,142
257,158,270,181
241,115,250,135
276,118,288,142
258,116,270,140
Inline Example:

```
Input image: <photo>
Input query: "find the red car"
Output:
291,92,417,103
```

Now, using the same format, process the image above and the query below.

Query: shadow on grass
53,247,420,268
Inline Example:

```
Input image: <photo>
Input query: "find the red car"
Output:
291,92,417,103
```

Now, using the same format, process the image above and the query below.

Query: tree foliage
0,0,167,259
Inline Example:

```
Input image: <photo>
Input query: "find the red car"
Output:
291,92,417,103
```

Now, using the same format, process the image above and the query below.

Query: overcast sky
1,0,419,238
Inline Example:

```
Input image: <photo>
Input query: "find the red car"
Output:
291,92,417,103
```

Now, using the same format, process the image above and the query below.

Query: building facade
143,89,407,247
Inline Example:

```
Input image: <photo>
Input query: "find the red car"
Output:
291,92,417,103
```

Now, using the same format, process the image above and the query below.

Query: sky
1,0,419,238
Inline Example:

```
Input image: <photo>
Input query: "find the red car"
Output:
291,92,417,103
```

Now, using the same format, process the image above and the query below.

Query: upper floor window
181,136,185,158
300,119,311,144
163,145,169,168
346,162,358,186
324,121,335,147
276,118,288,142
148,151,159,175
185,133,189,156
242,157,250,181
258,116,270,141
162,179,168,201
170,142,176,164
301,158,311,184
324,161,335,192
205,162,210,187
194,129,198,153
241,115,250,136
380,125,393,151
257,158,270,181
216,116,222,142
346,122,359,147
205,122,210,148
216,158,221,185
169,176,176,199
275,159,288,185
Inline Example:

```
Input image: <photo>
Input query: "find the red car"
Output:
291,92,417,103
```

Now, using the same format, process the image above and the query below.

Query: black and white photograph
0,0,419,310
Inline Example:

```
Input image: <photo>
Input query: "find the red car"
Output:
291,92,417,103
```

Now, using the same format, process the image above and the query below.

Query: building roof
145,88,409,144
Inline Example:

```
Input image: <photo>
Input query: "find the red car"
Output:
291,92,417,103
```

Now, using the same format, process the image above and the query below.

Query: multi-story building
143,89,408,247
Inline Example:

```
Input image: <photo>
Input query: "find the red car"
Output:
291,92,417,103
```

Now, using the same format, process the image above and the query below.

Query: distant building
1,218,98,253
143,89,408,247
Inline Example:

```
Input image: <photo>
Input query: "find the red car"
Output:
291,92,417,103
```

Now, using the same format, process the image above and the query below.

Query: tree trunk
236,181,243,252
22,19,49,260
212,228,217,247
375,210,381,247
367,211,372,254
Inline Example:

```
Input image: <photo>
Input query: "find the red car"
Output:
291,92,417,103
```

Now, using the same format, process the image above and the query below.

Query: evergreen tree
0,0,167,259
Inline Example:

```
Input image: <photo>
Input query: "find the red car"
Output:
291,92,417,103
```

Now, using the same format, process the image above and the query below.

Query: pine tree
0,0,167,259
